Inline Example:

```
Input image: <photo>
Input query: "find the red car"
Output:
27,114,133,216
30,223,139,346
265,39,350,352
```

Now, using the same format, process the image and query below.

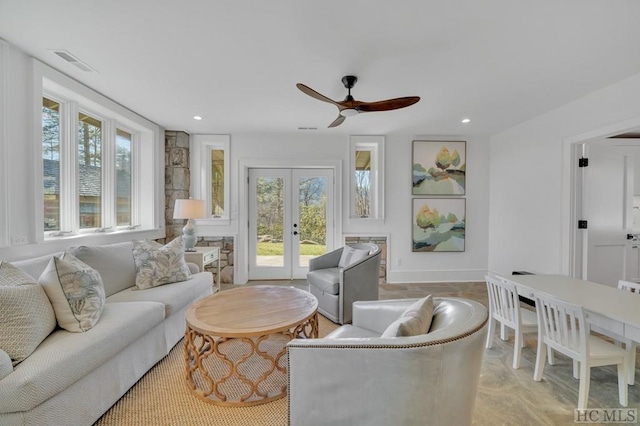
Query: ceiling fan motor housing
341,75,357,89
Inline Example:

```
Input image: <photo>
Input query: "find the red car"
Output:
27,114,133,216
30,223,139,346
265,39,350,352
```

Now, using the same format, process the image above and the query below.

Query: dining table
505,274,640,343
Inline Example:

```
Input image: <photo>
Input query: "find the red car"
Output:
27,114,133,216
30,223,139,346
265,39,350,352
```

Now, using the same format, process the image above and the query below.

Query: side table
184,246,221,293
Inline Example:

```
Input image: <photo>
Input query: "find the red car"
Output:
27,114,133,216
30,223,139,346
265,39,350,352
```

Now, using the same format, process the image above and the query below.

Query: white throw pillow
0,349,12,379
338,246,370,268
39,253,106,332
131,236,191,290
381,295,434,338
0,261,56,365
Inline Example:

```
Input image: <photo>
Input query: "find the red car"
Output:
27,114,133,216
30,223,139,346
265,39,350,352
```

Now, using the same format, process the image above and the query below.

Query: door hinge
578,220,588,229
578,158,589,167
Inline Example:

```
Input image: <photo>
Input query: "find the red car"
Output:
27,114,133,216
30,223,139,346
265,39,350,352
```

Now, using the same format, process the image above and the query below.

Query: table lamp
173,198,206,251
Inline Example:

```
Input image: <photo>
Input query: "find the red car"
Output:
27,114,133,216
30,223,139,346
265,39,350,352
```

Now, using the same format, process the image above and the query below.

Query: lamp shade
173,199,206,219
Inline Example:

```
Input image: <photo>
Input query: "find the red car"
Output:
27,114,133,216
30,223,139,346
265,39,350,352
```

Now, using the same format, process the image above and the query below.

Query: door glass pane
43,97,60,231
116,129,131,226
256,176,284,267
355,150,371,218
298,176,327,267
78,112,102,229
211,149,224,217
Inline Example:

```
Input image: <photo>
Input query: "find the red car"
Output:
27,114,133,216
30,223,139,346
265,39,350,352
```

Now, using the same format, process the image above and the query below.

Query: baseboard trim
387,268,487,283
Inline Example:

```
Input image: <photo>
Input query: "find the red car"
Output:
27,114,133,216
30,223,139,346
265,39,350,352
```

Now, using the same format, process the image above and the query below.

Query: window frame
190,134,231,225
0,40,7,247
34,60,162,242
349,135,385,224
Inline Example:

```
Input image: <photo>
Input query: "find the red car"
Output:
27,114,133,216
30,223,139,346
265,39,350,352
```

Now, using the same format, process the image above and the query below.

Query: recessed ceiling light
193,116,202,120
461,118,471,124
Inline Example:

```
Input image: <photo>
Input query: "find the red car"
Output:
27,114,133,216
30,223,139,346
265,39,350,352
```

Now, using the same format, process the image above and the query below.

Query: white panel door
583,141,633,287
248,168,333,280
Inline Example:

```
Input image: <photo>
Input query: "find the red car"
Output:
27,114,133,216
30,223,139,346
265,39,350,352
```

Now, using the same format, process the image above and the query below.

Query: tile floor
222,280,640,425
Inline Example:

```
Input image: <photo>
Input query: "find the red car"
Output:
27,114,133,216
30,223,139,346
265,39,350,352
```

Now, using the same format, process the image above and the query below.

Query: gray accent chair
306,243,381,324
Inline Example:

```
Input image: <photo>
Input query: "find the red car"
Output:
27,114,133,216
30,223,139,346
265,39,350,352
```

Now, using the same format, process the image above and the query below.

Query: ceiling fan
296,75,420,128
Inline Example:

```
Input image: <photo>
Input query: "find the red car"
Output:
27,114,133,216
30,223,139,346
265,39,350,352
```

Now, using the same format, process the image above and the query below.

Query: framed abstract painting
412,140,466,195
412,198,465,252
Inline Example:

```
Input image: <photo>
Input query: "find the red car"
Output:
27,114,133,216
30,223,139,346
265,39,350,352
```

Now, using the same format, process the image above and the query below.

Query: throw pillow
381,295,434,338
0,261,56,365
0,349,12,379
131,236,191,290
338,246,370,268
39,253,106,332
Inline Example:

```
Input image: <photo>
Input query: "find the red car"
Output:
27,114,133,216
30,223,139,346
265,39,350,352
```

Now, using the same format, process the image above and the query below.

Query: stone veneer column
345,236,387,283
164,131,190,242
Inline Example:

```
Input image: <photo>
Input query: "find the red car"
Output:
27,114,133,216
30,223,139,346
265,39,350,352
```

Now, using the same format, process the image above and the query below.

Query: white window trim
0,40,8,247
190,134,231,225
33,59,163,242
349,135,385,225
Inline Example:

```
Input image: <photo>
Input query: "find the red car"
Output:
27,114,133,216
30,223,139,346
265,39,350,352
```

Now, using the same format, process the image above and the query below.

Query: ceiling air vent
51,50,96,73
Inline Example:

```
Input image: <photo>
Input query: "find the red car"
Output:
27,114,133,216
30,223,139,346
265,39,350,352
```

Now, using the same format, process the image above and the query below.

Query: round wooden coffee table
184,285,318,406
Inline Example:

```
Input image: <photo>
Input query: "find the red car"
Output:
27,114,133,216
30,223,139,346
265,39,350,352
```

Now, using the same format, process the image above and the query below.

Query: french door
248,168,334,280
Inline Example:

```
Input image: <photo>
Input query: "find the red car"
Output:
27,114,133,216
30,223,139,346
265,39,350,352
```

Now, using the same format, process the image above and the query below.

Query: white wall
489,72,640,277
197,133,491,283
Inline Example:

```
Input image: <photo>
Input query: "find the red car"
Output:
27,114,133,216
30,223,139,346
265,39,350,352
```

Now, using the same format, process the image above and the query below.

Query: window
349,135,384,222
190,135,230,223
78,112,102,229
211,149,225,217
37,60,162,239
42,97,61,231
116,129,132,226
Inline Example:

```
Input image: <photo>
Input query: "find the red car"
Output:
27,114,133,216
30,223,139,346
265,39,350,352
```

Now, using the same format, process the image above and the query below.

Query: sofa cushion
39,253,106,332
338,246,370,268
0,301,165,413
307,267,340,295
12,252,64,281
68,242,136,297
132,237,191,290
0,262,56,365
107,271,213,318
381,295,434,338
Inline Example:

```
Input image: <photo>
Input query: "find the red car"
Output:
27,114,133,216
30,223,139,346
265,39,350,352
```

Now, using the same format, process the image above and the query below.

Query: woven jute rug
93,314,338,426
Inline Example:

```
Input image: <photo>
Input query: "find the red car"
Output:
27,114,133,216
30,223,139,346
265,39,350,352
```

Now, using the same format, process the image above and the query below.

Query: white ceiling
2,0,640,136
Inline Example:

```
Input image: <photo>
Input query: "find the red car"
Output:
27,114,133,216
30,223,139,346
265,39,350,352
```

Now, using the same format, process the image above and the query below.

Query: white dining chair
533,293,628,410
618,280,639,384
485,276,538,369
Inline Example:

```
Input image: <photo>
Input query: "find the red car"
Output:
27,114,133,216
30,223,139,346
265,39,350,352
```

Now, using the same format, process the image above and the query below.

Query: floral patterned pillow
38,253,106,332
131,237,191,290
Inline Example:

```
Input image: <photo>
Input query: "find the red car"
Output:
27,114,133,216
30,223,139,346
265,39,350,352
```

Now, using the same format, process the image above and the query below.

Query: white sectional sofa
0,241,214,426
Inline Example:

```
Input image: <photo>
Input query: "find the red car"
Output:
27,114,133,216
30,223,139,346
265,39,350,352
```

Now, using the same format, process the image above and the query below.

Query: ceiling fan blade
328,115,346,128
296,83,338,105
356,96,420,113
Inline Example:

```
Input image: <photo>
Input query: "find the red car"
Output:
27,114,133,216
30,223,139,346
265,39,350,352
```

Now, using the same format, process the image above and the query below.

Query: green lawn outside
257,242,326,256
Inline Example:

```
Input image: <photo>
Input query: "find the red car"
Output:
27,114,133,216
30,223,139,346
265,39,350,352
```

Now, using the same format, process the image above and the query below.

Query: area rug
93,315,338,426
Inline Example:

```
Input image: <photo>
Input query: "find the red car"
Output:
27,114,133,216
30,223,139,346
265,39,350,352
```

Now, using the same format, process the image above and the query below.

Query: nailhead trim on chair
286,314,488,424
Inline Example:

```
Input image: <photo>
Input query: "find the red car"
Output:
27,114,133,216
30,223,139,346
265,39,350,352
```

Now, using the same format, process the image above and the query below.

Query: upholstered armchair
306,243,381,324
288,297,489,426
